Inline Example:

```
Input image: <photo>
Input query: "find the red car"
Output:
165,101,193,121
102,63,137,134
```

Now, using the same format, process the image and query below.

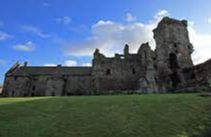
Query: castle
2,17,211,97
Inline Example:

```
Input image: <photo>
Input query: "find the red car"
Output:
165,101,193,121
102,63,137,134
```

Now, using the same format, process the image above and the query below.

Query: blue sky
1,0,211,84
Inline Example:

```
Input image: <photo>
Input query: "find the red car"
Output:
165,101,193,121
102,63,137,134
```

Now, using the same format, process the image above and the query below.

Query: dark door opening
170,71,181,88
31,93,34,96
51,92,55,96
12,91,15,96
169,53,179,69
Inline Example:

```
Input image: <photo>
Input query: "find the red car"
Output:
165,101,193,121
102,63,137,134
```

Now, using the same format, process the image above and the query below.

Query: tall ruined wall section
137,43,158,93
92,46,141,94
153,17,194,91
92,43,158,94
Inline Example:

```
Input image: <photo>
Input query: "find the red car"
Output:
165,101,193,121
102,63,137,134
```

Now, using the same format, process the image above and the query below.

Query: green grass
0,94,211,137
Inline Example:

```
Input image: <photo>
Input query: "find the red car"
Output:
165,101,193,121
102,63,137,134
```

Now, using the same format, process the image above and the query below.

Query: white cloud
188,21,195,26
154,10,170,19
43,64,57,66
44,61,91,67
0,31,10,41
64,17,158,57
125,13,137,22
56,16,71,25
63,10,211,65
13,41,36,52
188,26,211,64
208,18,211,24
21,25,51,38
81,63,92,67
64,60,77,66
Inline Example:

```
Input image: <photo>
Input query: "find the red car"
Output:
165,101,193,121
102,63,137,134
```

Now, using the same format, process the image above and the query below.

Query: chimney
57,64,62,67
124,44,129,56
23,62,28,67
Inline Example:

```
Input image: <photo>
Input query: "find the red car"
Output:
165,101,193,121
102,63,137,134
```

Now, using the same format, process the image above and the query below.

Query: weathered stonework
2,17,211,96
153,17,194,92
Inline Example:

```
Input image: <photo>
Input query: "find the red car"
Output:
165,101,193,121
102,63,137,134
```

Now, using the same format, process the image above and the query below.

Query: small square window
14,76,18,81
106,69,111,75
132,68,136,74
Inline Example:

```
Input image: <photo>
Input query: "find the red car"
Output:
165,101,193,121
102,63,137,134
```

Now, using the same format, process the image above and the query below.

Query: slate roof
8,66,93,76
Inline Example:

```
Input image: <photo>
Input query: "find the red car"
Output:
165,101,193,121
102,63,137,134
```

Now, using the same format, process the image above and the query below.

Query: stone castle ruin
2,17,211,96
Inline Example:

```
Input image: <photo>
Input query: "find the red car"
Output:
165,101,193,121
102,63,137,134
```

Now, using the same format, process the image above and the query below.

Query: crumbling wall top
156,17,187,28
138,42,151,54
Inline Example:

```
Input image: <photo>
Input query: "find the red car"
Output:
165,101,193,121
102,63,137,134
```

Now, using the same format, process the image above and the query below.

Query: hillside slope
0,94,211,137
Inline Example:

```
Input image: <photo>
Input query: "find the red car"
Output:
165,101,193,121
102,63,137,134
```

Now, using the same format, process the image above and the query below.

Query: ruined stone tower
153,17,194,91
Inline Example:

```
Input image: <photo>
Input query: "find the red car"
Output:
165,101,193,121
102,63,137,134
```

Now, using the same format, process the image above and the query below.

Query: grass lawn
0,94,211,137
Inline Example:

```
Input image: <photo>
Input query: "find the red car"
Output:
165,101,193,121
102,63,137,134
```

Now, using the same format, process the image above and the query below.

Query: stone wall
92,50,142,93
153,17,194,91
3,76,30,96
92,43,158,94
2,65,93,97
3,75,93,97
137,43,158,93
194,59,211,87
65,76,93,95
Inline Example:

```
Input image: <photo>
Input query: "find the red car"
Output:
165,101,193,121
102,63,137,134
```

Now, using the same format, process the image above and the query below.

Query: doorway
169,53,179,69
